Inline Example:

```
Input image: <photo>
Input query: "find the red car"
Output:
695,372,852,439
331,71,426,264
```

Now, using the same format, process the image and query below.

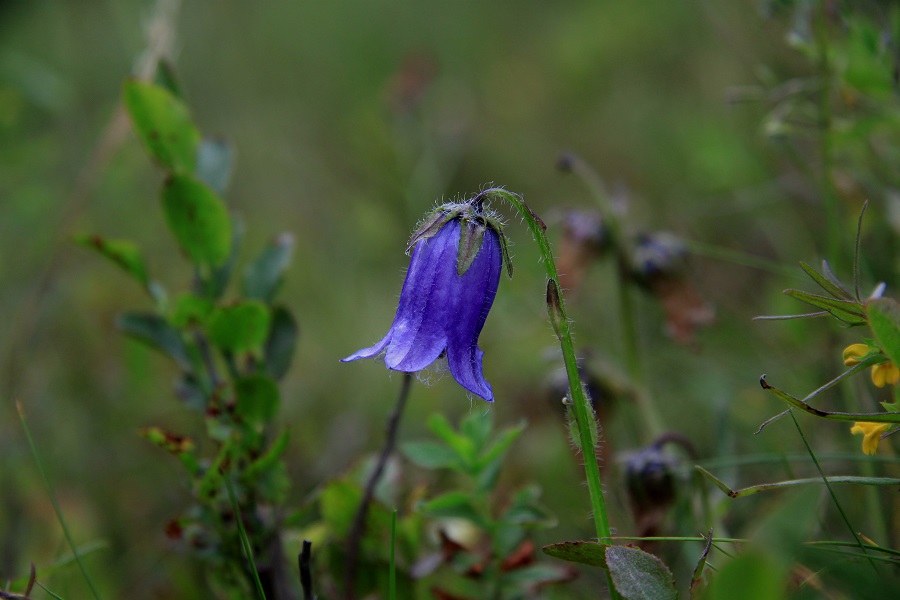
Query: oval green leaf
123,80,200,174
208,301,271,352
74,234,149,287
605,545,677,600
161,174,232,267
234,374,280,425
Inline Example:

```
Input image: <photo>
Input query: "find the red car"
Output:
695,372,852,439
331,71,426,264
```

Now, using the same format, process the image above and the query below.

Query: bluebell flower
343,197,511,402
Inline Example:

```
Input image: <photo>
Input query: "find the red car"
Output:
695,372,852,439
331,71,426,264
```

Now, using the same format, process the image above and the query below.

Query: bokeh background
2,0,898,597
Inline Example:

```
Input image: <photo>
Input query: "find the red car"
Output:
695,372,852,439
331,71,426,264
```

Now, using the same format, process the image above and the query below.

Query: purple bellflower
342,196,512,402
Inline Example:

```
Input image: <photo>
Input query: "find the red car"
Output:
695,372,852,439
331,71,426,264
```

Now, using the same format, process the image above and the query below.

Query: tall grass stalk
17,401,102,600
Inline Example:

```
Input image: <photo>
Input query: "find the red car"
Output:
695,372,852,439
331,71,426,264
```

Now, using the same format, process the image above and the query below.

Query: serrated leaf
234,374,280,425
243,233,295,302
74,234,149,288
401,441,461,469
542,540,607,567
161,174,232,267
606,545,677,600
123,80,199,173
867,297,900,368
799,261,852,300
116,312,191,371
264,305,298,380
208,301,271,353
196,137,234,196
784,289,867,325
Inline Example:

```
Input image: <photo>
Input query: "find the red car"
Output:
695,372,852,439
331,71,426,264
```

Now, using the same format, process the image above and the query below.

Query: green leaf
204,217,243,300
208,301,271,353
169,294,215,328
426,414,475,466
116,312,191,371
243,233,295,302
234,374,280,425
153,59,183,98
196,137,234,196
418,492,485,527
74,234,149,288
605,545,677,600
244,429,291,480
457,219,486,276
759,375,900,423
123,80,200,174
783,289,867,325
161,174,232,267
501,486,557,528
799,261,852,300
400,441,461,469
264,306,298,380
696,465,900,498
867,297,900,368
320,480,362,537
542,540,607,568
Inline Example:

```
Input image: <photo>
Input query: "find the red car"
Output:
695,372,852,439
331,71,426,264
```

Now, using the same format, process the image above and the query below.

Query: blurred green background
2,0,898,597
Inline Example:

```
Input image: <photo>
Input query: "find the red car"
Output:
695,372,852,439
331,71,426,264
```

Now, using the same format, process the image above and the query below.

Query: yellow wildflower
842,343,870,366
850,422,890,455
871,362,900,388
842,344,899,388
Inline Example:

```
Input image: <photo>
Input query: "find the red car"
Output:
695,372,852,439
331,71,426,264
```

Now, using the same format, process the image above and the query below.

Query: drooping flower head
343,193,512,402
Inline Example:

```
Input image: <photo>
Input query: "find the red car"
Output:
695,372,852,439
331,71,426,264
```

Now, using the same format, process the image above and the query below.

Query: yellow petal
850,422,891,455
843,343,871,367
870,362,900,388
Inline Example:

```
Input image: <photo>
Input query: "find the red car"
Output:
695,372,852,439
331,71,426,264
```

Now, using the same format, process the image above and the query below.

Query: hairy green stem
484,188,618,596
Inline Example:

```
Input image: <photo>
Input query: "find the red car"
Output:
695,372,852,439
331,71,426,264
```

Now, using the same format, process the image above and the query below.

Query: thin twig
299,541,315,600
344,373,413,600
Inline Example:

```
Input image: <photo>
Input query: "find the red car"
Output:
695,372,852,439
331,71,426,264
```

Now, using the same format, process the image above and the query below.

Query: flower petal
446,227,502,401
383,220,459,371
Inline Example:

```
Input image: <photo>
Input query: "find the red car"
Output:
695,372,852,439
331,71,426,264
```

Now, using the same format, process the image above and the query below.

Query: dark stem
299,540,314,600
344,373,413,600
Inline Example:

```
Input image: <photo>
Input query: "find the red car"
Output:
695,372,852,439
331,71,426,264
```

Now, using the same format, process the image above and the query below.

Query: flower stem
485,188,619,596
345,373,413,600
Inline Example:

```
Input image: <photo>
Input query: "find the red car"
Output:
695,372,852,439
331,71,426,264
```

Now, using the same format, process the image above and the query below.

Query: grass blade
17,402,102,600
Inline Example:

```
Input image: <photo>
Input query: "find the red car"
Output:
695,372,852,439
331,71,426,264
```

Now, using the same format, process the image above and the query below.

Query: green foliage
867,298,900,368
76,76,299,597
605,545,677,600
123,79,200,174
161,174,233,268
